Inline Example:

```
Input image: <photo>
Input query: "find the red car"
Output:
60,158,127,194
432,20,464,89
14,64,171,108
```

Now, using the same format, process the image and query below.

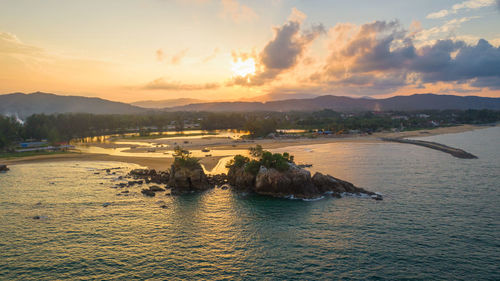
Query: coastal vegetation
227,145,295,175
1,109,499,152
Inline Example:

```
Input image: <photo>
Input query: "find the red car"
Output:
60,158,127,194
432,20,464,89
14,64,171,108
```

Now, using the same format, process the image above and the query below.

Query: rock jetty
381,138,478,159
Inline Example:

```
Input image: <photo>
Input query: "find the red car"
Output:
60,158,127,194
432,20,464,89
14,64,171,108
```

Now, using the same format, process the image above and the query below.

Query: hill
131,98,206,109
166,94,500,112
0,92,147,117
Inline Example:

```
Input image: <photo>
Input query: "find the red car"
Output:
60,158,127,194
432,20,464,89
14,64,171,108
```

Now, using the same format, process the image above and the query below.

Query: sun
231,58,256,77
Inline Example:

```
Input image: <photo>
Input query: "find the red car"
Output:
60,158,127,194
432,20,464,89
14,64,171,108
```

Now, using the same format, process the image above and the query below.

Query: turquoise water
1,127,499,280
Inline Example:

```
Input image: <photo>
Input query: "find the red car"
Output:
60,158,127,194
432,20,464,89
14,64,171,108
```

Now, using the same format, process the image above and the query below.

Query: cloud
317,20,500,93
220,0,258,23
171,48,189,64
416,16,477,42
0,32,42,55
427,0,496,18
144,78,220,90
231,8,325,86
156,49,164,62
202,47,220,63
427,9,449,19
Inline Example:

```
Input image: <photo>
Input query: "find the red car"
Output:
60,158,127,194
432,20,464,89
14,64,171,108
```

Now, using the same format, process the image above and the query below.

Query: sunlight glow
231,58,256,77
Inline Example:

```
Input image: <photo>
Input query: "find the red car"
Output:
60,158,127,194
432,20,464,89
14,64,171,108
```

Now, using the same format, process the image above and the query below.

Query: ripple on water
0,127,499,280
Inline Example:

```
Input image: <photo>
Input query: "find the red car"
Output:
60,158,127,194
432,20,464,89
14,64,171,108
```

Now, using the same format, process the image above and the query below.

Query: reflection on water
1,127,499,280
76,145,249,160
74,129,249,144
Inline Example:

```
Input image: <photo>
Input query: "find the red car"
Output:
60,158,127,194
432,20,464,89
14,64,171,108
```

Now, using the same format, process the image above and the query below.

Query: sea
0,126,499,280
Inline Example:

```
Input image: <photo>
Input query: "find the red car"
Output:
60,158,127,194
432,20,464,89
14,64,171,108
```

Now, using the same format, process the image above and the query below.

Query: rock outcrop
168,162,210,194
129,169,169,184
228,163,379,200
0,165,9,172
227,166,255,190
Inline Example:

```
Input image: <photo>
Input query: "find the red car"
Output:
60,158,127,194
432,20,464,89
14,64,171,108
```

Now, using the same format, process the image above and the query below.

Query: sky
1,0,500,102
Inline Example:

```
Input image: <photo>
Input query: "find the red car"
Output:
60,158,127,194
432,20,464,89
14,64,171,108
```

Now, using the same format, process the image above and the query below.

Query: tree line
1,109,499,151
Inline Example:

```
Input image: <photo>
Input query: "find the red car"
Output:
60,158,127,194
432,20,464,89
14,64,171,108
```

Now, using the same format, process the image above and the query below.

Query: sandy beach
2,124,495,170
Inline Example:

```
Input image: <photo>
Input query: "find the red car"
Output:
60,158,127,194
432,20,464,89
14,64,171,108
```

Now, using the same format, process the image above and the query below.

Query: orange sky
1,0,499,102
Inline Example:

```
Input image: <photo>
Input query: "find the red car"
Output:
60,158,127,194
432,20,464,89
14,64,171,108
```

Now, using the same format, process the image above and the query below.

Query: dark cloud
417,39,500,83
261,22,325,70
321,20,500,92
144,78,219,91
231,10,325,86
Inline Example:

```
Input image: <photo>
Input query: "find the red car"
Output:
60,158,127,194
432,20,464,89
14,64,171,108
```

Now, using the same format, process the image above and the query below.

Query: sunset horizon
1,0,500,103
1,1,500,280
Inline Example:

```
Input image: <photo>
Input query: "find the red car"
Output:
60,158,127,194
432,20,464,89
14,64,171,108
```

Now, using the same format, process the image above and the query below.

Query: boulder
227,167,255,190
0,165,9,172
149,185,165,192
168,162,210,193
254,165,319,198
141,189,156,197
312,172,375,196
226,162,378,200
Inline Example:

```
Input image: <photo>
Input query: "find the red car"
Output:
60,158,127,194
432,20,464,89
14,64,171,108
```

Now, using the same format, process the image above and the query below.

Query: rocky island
126,146,381,200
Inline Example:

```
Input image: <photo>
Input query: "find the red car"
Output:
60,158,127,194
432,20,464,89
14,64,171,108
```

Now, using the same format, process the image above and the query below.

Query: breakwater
381,138,478,159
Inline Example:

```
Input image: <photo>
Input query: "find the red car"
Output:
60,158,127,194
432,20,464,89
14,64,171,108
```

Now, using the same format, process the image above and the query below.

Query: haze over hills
131,98,206,109
1,92,500,116
131,93,322,108
166,94,500,112
0,92,147,117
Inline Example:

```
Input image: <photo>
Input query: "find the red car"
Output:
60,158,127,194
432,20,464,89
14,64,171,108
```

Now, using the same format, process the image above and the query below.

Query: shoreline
2,124,496,169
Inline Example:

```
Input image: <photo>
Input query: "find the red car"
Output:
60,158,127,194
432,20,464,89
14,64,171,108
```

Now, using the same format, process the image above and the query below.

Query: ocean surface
1,127,499,280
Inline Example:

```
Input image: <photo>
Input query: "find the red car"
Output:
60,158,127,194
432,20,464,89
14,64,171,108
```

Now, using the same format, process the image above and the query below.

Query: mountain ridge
0,92,147,117
165,93,500,112
1,92,499,116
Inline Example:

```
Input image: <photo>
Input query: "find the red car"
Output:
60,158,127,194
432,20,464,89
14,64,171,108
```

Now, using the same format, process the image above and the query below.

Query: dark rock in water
149,185,165,192
94,172,100,175
102,202,111,207
129,168,170,184
33,215,41,220
0,164,9,172
227,163,378,200
141,189,156,197
255,165,320,199
168,162,210,194
121,190,129,193
372,194,383,201
106,169,111,173
160,204,168,209
227,167,255,190
208,174,228,186
312,172,375,195
127,180,143,186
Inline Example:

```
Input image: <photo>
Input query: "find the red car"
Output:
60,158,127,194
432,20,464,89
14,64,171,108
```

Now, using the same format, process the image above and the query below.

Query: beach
1,124,495,170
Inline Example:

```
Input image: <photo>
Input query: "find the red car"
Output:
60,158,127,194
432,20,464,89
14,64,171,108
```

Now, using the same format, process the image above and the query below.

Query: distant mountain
166,94,500,112
131,98,206,109
0,92,147,117
132,93,321,107
240,93,320,102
